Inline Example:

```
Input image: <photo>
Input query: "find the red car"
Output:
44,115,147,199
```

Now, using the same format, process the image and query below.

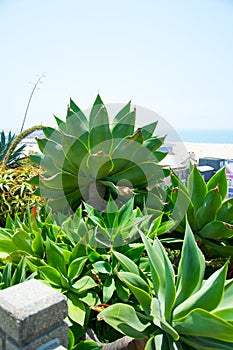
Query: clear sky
1,0,233,132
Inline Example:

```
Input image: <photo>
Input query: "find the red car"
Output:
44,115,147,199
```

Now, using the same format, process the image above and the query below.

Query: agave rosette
31,95,167,213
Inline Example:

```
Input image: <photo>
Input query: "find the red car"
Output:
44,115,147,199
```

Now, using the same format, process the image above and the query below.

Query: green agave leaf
42,126,62,144
68,297,86,326
68,257,87,281
144,136,165,152
145,336,156,350
39,266,62,287
151,298,179,341
66,107,89,141
72,276,97,293
97,303,151,338
40,171,78,190
92,261,112,274
73,340,101,350
45,239,66,275
125,244,145,262
115,277,130,302
188,166,207,213
174,309,233,342
0,239,17,254
89,94,105,128
103,275,115,303
10,257,26,286
200,239,233,258
89,124,112,154
173,263,228,319
113,250,140,275
118,199,135,225
112,101,131,126
181,335,233,350
175,222,205,307
54,115,66,131
118,271,152,314
141,234,176,321
109,161,161,187
12,230,33,254
218,278,233,310
86,153,113,179
37,138,77,174
112,110,136,139
196,188,222,230
207,167,227,200
62,134,89,170
32,231,44,257
199,221,233,240
213,279,233,321
213,308,233,322
2,263,12,288
29,154,43,166
153,150,168,162
217,197,233,223
141,121,158,140
69,98,88,127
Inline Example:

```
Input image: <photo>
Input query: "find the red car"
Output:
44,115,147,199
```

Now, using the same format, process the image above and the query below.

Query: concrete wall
0,280,68,350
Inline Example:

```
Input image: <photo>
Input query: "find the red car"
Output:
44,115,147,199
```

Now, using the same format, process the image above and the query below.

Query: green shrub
98,223,233,350
167,166,233,259
0,164,43,226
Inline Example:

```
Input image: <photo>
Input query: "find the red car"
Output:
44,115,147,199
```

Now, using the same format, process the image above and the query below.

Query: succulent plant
98,223,233,350
166,166,233,258
31,95,167,213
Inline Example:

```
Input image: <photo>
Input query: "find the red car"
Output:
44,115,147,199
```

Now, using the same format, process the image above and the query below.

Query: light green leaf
39,266,62,287
93,261,112,274
188,166,207,212
68,298,86,326
45,239,66,275
174,263,228,319
199,221,233,240
151,298,179,341
72,276,97,293
103,275,115,303
174,309,233,342
118,271,152,314
181,335,233,350
141,233,176,321
196,188,222,230
207,167,227,200
97,303,151,338
175,222,205,307
113,250,140,275
68,257,87,281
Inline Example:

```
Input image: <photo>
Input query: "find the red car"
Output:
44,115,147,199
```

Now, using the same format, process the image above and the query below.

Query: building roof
197,165,214,172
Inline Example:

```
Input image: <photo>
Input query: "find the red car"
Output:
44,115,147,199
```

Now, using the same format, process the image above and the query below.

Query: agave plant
98,223,233,350
167,166,233,258
31,95,167,213
0,130,25,168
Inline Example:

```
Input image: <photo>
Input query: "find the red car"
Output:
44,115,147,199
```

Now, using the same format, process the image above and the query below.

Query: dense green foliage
99,223,233,349
166,166,233,259
1,96,233,349
0,165,42,227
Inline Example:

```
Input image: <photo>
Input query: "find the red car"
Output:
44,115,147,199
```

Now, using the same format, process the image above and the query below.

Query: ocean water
177,129,233,144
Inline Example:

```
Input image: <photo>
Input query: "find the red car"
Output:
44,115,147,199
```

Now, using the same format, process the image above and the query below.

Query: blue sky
1,0,233,132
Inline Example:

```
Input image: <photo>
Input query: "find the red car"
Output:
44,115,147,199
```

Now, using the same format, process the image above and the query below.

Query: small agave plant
98,223,233,350
31,95,167,213
167,166,233,258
